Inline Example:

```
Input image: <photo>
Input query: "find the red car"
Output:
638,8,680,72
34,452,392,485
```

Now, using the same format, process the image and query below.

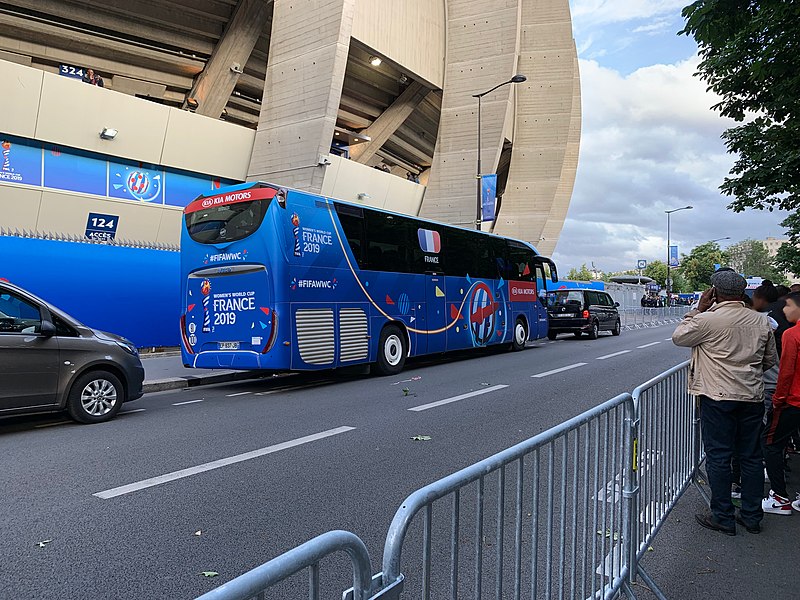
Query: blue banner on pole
669,245,679,267
481,174,497,222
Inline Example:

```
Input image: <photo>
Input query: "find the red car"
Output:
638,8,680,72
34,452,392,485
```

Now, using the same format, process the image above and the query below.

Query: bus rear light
262,309,279,354
180,315,195,354
582,310,590,319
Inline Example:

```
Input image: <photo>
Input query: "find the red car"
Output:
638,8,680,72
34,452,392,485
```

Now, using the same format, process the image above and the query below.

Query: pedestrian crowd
673,272,800,535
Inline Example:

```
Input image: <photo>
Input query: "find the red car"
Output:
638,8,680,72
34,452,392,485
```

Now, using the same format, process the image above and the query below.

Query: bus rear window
185,199,268,244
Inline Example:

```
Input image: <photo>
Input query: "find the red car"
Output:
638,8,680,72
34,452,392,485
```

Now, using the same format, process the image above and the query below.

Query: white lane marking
664,338,673,342
596,350,631,361
93,426,356,500
119,409,146,414
173,399,204,406
637,341,661,349
531,363,587,378
255,381,330,396
225,391,252,397
408,385,509,412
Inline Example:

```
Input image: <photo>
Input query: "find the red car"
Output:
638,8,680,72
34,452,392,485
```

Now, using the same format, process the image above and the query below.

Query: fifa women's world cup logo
291,213,301,257
201,279,212,333
1,140,11,172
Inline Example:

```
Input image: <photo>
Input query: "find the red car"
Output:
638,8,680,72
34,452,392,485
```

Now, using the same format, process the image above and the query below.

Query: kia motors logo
202,198,213,208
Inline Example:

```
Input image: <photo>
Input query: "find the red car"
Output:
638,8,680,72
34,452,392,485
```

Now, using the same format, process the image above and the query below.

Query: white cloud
552,55,789,275
632,17,674,35
571,0,687,28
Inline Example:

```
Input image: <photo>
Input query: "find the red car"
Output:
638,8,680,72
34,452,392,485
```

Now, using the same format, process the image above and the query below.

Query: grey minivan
0,280,144,423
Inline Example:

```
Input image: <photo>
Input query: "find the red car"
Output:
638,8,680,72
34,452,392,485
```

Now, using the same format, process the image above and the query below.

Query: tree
678,242,725,291
644,260,687,293
724,239,787,282
566,263,593,281
680,2,800,273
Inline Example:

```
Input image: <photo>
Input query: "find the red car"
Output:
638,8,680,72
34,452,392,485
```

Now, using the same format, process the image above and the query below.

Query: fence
619,307,690,331
196,361,702,600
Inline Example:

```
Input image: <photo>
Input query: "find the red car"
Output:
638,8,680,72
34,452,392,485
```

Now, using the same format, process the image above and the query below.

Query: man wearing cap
673,270,777,535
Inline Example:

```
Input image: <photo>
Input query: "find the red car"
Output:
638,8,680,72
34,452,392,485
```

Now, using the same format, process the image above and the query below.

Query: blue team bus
180,182,558,375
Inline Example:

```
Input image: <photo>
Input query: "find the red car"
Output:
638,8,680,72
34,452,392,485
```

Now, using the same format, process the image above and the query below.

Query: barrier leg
636,565,668,600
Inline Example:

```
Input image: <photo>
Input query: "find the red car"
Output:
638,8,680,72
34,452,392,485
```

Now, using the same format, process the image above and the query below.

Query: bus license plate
219,341,240,350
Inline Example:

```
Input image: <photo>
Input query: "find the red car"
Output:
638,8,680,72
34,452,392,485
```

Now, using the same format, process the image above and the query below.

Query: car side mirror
614,302,620,307
40,320,56,337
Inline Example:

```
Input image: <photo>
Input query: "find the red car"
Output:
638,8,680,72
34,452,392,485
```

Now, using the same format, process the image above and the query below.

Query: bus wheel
375,324,407,375
512,319,528,351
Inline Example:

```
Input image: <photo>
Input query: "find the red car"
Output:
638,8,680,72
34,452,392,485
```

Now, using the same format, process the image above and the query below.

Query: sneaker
731,484,742,499
762,490,792,515
792,493,800,513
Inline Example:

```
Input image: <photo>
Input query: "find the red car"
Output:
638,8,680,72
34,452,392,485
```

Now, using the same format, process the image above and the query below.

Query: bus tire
511,318,528,351
375,324,407,375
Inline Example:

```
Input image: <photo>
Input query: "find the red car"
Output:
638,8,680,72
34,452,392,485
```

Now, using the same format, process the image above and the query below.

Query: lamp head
511,74,527,83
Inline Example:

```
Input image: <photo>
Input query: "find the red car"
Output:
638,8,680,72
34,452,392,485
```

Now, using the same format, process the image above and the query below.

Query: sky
551,0,789,274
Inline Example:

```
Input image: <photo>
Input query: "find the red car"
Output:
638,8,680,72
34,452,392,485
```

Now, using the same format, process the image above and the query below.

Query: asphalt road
2,325,691,599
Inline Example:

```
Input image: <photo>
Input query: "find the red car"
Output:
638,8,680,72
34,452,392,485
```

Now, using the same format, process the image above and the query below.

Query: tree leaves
681,1,800,276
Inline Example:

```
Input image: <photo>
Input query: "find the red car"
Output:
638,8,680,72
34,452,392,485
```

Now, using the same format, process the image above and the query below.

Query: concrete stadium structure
0,0,579,255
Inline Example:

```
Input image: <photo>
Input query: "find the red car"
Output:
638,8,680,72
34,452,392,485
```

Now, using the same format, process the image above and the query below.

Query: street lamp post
665,205,693,305
473,74,526,230
710,237,731,244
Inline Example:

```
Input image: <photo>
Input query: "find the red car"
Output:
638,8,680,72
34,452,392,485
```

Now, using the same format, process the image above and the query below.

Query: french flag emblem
418,229,441,253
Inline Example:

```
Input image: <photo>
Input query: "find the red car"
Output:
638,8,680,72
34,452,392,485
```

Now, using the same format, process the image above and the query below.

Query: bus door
425,271,447,354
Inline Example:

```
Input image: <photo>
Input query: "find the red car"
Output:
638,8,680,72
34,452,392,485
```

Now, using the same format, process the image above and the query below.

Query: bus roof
187,180,545,257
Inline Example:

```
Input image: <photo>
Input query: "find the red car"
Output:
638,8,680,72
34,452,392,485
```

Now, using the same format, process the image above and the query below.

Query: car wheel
374,324,407,375
588,321,599,340
547,331,558,341
512,318,528,351
66,370,125,424
612,319,621,336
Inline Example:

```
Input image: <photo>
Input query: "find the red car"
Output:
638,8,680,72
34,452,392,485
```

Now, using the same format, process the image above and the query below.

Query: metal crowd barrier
620,307,690,330
196,363,702,600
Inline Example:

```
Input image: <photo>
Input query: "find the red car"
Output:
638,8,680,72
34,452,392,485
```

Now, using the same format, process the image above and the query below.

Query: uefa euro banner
0,235,179,348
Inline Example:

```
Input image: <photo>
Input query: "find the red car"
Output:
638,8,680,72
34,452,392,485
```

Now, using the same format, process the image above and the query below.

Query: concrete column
247,0,355,191
492,0,580,255
419,0,522,226
185,0,273,119
350,81,430,164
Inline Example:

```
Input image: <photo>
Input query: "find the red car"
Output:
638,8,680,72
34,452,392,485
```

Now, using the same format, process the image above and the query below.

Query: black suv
546,289,621,340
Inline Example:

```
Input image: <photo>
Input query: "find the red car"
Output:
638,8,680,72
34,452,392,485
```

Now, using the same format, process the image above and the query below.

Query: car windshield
547,290,583,308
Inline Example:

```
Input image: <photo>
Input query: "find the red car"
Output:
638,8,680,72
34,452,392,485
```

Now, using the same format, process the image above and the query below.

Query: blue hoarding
44,145,107,196
109,160,163,203
0,236,179,348
0,134,41,186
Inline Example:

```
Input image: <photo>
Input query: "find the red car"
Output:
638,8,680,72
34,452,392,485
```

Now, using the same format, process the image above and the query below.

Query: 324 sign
85,213,119,241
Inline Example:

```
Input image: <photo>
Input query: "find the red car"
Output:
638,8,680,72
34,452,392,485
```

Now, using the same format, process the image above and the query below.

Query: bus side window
507,242,534,282
335,204,366,268
364,211,413,273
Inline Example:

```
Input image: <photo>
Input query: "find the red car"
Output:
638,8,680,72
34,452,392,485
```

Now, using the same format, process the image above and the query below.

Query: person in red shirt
763,292,800,514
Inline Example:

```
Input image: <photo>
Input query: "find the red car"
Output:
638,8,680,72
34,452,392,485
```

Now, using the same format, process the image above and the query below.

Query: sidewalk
139,353,267,393
635,453,799,599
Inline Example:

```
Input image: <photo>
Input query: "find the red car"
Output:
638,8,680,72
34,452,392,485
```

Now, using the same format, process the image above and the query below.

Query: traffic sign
637,259,647,270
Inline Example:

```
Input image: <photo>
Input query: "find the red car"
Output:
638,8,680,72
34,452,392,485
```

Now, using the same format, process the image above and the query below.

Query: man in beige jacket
673,270,777,535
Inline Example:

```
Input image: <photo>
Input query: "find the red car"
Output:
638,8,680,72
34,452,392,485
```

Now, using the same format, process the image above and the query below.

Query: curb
143,370,271,394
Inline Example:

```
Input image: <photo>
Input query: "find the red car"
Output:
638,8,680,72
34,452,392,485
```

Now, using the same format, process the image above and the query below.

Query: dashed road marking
93,426,356,499
596,350,631,361
173,399,204,406
225,391,252,397
119,409,146,414
531,363,587,378
637,342,661,349
408,385,509,412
